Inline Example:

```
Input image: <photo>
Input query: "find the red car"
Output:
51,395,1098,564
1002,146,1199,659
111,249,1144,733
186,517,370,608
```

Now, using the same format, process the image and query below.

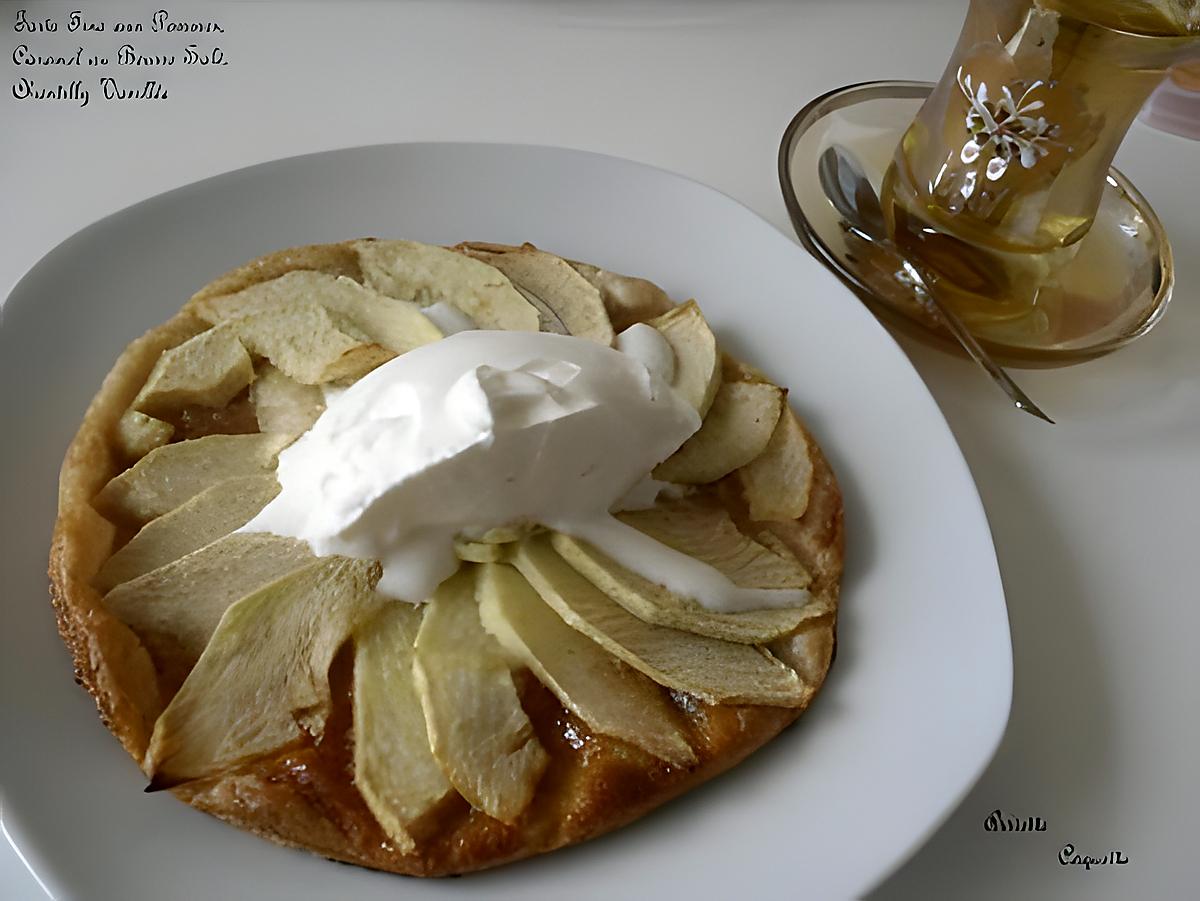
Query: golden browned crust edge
49,314,208,763
185,242,364,308
49,241,844,876
178,669,821,878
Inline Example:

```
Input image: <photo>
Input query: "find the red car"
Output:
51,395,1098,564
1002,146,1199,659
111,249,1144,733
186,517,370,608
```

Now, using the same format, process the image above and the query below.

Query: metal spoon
818,145,1053,424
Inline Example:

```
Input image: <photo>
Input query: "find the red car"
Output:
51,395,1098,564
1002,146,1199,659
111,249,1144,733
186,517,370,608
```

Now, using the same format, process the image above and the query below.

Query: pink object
1140,76,1200,140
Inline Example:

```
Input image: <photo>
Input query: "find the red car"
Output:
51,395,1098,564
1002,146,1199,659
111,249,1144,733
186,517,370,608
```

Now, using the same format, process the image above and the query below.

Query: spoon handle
817,146,1053,423
907,261,1054,423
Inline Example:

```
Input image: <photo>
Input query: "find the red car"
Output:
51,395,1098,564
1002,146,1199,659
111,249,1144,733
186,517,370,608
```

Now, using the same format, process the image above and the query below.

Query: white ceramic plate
0,144,1010,900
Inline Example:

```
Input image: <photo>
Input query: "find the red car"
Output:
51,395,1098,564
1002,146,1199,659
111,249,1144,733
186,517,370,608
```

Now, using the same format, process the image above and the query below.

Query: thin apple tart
49,239,843,876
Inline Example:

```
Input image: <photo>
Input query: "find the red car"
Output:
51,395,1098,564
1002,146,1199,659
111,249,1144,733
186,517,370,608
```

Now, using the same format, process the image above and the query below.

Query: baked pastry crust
49,241,844,876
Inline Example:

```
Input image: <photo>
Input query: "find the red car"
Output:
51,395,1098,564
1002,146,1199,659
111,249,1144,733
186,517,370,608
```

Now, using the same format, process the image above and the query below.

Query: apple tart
49,239,844,876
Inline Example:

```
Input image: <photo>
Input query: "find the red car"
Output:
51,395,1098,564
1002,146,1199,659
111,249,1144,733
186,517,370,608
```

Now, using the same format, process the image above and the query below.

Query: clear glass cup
880,0,1200,326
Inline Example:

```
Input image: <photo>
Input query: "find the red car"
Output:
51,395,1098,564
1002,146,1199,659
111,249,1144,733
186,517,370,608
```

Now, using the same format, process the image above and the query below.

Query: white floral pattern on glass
955,67,1057,197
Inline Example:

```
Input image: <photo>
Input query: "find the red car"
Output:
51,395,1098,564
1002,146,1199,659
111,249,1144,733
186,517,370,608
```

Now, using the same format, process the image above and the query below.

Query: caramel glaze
176,643,798,877
168,387,260,441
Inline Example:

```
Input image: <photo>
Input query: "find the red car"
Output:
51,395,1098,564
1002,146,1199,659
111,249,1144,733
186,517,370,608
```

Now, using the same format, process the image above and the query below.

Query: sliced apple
132,323,253,420
751,460,845,584
353,239,539,332
190,275,392,383
413,568,547,823
145,555,383,788
104,532,314,667
721,354,773,385
459,522,540,544
445,244,557,336
647,301,720,416
186,242,363,307
737,406,815,522
459,245,614,344
654,381,784,484
249,364,326,436
567,260,675,332
321,275,443,352
353,603,452,852
188,271,304,317
114,408,174,461
550,530,813,645
94,474,280,592
232,300,393,385
769,614,835,687
453,521,543,562
192,270,443,356
421,300,477,335
453,537,510,563
752,528,807,569
617,497,812,589
478,563,695,766
512,536,807,706
93,432,289,525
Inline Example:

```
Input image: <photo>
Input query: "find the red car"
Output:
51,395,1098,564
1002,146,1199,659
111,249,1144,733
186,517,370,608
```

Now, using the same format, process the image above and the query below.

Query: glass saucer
779,81,1174,367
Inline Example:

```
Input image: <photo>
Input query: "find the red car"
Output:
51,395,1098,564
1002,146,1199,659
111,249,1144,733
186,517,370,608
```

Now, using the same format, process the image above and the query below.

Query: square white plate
0,143,1010,900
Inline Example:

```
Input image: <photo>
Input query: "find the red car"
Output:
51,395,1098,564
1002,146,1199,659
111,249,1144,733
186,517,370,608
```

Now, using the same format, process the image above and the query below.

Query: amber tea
881,0,1199,335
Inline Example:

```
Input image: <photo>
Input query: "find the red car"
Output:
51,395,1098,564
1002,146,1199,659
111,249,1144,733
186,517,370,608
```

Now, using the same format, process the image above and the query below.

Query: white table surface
2,2,1196,898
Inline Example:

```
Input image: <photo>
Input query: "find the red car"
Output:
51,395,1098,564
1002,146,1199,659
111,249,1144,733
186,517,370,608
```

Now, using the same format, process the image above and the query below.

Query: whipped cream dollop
242,328,806,611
